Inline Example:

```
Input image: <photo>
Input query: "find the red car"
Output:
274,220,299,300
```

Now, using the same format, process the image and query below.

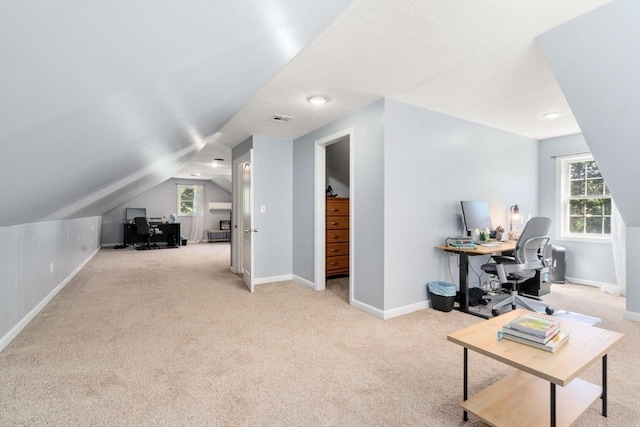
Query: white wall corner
0,247,100,353
253,275,293,286
383,301,430,320
292,275,315,289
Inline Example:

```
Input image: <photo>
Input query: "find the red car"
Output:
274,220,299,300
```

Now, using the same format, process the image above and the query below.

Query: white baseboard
351,299,385,319
383,301,429,320
0,247,100,353
565,276,616,289
292,275,315,289
623,310,640,322
253,274,293,286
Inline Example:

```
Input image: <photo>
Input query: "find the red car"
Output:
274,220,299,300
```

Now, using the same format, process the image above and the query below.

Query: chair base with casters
488,278,554,317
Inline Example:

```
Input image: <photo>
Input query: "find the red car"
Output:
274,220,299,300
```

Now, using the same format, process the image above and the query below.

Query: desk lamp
509,204,520,231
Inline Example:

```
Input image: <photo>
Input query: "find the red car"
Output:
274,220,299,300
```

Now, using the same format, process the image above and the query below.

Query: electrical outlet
260,205,266,213
50,262,54,274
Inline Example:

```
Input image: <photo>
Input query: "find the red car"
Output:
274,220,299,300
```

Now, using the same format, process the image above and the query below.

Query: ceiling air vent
270,114,294,123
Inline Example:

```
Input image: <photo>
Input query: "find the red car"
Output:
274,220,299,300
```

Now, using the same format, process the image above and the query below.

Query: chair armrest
491,255,516,264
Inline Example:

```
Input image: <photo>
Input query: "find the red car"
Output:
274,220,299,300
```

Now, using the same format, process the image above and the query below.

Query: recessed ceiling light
542,111,563,119
191,173,201,177
307,94,331,105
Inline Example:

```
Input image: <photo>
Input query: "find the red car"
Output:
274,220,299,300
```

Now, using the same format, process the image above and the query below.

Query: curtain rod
549,151,590,159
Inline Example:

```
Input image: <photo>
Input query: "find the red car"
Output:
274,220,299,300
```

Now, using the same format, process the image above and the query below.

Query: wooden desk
435,241,516,317
447,309,624,427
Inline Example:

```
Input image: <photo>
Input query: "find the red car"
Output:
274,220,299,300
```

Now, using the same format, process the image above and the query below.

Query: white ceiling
0,0,613,226
174,0,610,182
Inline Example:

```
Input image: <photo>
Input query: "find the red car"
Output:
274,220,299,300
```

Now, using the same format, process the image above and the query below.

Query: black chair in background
134,217,157,250
481,216,554,317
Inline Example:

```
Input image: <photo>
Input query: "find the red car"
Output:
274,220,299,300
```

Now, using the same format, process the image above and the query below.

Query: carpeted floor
0,243,638,426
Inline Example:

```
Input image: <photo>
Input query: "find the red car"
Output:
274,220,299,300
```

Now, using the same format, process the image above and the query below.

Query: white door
242,160,254,292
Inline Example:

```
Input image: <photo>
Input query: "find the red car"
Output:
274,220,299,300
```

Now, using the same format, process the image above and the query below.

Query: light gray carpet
1,243,638,426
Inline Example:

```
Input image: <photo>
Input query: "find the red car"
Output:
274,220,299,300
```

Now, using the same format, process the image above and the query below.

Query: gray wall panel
293,100,385,310
0,217,101,348
253,136,293,279
384,99,539,310
101,178,231,245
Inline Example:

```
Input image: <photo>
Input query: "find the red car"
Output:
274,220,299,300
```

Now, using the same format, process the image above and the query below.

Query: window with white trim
559,154,611,239
177,184,196,216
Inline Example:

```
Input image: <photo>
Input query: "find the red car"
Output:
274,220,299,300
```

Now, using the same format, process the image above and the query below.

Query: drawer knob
330,262,338,266
331,222,339,225
330,249,339,253
331,235,339,239
330,208,339,212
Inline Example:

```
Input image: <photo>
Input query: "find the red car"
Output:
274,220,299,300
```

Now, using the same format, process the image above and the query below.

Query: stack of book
501,313,569,352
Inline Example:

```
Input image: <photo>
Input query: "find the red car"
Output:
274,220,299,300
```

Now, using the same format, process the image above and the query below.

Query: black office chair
134,217,157,250
481,216,554,317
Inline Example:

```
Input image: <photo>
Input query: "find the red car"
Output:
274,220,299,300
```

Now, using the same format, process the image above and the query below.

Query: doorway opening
314,128,354,305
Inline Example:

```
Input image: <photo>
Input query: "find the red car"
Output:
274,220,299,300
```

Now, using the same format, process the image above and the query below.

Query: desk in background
123,222,181,247
435,241,516,318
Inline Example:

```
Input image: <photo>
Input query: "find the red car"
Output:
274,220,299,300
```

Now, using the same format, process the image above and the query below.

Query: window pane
570,181,585,196
181,187,194,201
569,217,584,233
180,201,194,214
570,162,585,180
586,179,604,195
604,217,611,234
569,200,585,215
586,217,603,234
603,199,611,215
585,199,602,216
586,161,601,178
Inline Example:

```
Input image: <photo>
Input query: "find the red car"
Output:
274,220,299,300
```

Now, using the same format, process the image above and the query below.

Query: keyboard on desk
479,242,502,247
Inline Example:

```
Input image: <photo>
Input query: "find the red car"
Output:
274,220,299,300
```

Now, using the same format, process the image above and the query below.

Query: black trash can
427,281,456,312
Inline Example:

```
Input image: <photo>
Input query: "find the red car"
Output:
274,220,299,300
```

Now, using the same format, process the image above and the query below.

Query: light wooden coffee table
447,309,623,427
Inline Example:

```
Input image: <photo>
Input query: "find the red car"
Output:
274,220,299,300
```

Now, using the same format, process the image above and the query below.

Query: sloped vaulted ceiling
0,0,348,226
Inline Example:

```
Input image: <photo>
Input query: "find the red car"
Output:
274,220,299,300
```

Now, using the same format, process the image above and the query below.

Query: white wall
384,99,539,311
293,100,386,310
326,138,350,198
252,136,293,280
538,0,639,318
0,216,101,351
538,134,616,286
101,178,231,245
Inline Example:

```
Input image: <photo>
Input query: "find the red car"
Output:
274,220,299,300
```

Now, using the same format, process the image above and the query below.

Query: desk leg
459,253,470,313
602,354,608,417
463,347,468,422
550,383,556,427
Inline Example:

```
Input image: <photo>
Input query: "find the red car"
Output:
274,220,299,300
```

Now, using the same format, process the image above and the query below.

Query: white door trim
314,128,354,305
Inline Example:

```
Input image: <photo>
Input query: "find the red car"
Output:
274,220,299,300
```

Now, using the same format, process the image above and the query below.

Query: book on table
507,313,560,338
501,324,557,344
501,329,569,352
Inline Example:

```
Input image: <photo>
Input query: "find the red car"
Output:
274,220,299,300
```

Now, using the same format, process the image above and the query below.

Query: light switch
260,205,266,213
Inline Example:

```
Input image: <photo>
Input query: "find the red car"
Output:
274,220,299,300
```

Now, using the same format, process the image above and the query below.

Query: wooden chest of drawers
326,197,349,276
